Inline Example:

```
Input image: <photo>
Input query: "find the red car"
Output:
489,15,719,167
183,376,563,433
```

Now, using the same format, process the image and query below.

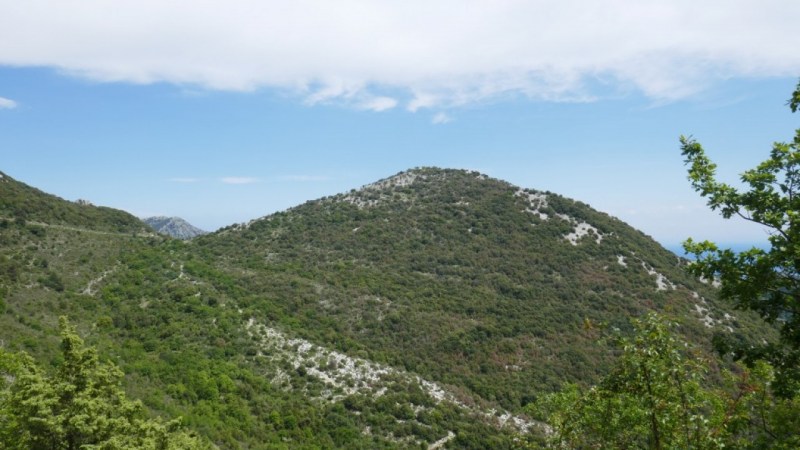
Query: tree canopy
681,80,800,395
0,317,209,450
533,314,800,449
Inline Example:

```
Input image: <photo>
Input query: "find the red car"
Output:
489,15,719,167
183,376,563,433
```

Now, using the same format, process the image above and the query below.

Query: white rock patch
654,274,674,291
81,265,119,296
341,195,382,209
244,317,541,434
428,431,455,450
247,320,392,398
340,172,423,209
364,172,419,190
690,291,708,304
546,210,605,245
693,304,717,328
497,412,542,434
616,255,627,267
640,261,676,291
565,222,603,245
515,189,549,220
690,298,736,330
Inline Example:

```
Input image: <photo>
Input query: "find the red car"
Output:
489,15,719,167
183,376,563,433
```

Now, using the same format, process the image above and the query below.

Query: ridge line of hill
0,216,159,238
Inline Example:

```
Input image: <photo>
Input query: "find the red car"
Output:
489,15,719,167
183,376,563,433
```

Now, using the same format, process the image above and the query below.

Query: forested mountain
200,168,773,403
0,168,777,448
143,216,207,240
0,170,150,234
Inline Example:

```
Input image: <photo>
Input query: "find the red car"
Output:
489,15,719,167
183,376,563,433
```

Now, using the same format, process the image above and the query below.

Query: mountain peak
361,167,490,189
142,216,206,240
333,167,506,210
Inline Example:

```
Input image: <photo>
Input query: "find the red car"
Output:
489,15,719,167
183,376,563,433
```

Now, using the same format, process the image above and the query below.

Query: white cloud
431,112,452,124
408,93,442,112
0,96,17,109
220,177,259,185
1,1,798,109
358,96,398,112
304,81,363,106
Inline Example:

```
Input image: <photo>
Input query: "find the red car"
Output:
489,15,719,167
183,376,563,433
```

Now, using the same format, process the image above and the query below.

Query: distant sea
664,242,769,259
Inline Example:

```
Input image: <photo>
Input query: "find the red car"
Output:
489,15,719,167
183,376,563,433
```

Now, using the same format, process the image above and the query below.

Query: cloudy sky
1,1,799,249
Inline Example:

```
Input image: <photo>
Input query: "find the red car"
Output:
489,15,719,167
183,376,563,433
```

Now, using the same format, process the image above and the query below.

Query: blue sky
1,1,799,250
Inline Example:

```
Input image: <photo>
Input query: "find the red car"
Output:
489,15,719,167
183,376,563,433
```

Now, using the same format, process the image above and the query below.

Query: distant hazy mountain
143,216,206,239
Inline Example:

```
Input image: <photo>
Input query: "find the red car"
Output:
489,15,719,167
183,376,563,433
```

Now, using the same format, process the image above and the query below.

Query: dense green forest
1,103,796,450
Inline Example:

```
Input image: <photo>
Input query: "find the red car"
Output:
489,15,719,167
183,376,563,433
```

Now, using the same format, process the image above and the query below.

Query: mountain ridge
0,170,150,234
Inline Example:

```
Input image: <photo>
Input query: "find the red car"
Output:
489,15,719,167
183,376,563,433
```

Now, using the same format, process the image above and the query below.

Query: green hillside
197,168,773,405
0,168,778,448
0,170,150,234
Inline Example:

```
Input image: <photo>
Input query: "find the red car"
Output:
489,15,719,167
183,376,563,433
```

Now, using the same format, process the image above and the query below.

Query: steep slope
198,168,774,410
0,172,159,371
143,216,207,239
0,170,149,234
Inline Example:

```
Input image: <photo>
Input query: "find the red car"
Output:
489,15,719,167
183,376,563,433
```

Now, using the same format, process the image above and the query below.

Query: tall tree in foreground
534,314,723,449
680,80,800,395
0,317,210,450
533,314,800,449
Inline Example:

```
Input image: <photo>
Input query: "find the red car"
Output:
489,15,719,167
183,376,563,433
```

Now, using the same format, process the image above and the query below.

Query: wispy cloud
168,177,201,183
279,175,331,182
1,1,798,108
357,96,398,112
0,96,18,109
431,112,452,125
407,93,438,113
220,176,259,185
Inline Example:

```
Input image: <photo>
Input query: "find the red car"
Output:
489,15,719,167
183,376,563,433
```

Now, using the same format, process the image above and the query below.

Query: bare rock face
142,216,206,240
